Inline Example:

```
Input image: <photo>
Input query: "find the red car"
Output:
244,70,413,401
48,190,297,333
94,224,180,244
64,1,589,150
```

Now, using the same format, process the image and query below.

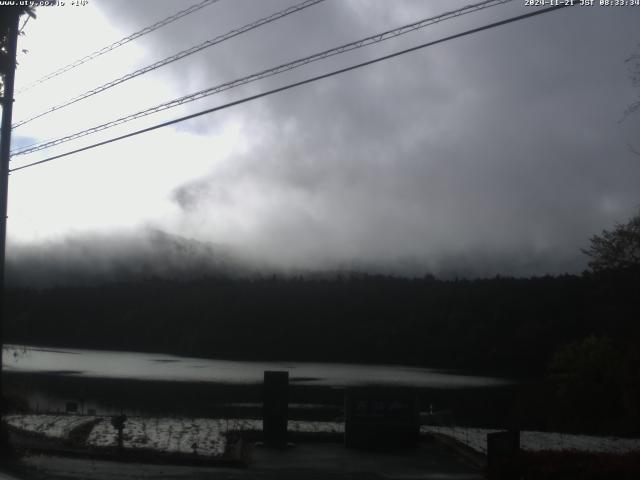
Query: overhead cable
11,0,513,156
12,0,326,128
15,0,221,95
10,3,576,173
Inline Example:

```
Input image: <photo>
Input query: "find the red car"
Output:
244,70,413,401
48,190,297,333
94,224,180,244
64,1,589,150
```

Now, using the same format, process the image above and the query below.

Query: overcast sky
5,0,640,280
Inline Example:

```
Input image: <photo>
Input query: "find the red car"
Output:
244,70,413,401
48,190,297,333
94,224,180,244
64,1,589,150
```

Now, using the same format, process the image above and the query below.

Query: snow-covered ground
422,426,640,455
4,415,344,457
89,418,343,456
4,414,96,439
7,414,639,457
87,417,236,456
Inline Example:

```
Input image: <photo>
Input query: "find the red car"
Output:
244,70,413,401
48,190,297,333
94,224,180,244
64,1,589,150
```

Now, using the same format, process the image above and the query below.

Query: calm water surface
3,344,507,388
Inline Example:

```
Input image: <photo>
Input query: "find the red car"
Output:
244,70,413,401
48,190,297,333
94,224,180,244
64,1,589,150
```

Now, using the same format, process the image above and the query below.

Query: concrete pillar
263,370,288,448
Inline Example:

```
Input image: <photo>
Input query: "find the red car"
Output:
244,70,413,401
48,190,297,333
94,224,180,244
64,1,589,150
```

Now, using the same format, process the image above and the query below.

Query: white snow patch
86,417,232,456
6,414,344,458
422,426,640,455
4,414,96,439
13,414,638,458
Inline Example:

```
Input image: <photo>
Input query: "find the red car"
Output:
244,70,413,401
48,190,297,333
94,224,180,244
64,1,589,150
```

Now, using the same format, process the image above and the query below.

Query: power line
18,14,30,35
15,0,221,95
11,0,514,157
10,3,576,173
12,0,326,129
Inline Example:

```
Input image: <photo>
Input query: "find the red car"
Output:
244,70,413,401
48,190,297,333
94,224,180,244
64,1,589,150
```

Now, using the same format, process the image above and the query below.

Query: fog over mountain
5,227,586,288
7,1,640,285
5,229,252,288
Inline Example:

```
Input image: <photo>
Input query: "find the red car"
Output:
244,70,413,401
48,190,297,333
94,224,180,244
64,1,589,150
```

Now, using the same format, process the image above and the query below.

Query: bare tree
620,44,640,156
624,44,640,119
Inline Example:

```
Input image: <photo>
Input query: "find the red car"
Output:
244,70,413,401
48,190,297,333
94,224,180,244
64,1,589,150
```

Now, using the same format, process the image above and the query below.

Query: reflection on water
3,344,507,388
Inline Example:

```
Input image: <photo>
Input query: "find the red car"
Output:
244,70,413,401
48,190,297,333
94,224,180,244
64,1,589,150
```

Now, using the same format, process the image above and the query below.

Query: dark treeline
4,270,639,377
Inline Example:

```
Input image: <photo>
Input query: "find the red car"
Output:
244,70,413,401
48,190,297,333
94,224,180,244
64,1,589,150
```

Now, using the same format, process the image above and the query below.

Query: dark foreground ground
2,439,483,480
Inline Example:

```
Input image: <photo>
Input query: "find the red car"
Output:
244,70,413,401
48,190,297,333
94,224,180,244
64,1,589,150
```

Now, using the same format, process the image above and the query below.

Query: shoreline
3,370,518,427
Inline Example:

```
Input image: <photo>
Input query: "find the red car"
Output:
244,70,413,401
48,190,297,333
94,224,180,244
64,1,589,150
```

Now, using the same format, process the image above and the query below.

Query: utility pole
0,6,31,449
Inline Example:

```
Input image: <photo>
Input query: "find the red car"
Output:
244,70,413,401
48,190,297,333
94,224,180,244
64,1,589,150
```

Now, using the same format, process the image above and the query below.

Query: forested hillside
5,269,638,377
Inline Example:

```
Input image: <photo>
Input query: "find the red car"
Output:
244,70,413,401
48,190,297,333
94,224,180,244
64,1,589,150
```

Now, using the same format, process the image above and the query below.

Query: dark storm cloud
52,1,640,278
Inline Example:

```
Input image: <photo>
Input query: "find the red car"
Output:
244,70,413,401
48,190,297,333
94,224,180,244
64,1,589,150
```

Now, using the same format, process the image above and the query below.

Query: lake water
3,344,507,388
